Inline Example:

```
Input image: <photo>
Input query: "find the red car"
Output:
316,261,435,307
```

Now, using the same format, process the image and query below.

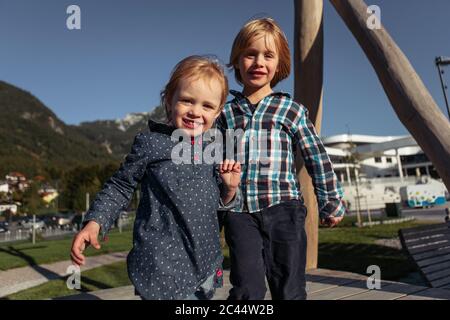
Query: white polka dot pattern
84,120,225,300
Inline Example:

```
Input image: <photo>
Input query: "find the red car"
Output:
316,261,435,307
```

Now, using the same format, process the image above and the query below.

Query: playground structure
294,0,450,269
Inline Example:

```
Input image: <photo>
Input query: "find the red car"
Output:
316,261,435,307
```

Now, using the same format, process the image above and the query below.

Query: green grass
4,261,131,300
0,228,133,271
317,216,431,281
2,216,435,299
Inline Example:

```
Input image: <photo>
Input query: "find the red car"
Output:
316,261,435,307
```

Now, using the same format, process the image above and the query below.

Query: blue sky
1,0,449,137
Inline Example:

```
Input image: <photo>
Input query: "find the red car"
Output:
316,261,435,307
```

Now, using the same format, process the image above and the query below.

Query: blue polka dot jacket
84,120,237,300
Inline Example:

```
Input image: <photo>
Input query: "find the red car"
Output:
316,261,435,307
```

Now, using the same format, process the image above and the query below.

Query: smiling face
169,76,223,137
238,34,279,94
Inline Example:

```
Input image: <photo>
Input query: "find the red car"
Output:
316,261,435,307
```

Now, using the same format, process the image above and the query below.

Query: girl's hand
219,159,241,190
320,215,344,228
70,220,101,266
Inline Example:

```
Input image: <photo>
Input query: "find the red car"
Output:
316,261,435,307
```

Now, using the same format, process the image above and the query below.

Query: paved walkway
54,268,450,300
0,251,128,298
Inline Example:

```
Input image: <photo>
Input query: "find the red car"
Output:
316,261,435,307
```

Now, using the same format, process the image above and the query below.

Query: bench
399,222,450,289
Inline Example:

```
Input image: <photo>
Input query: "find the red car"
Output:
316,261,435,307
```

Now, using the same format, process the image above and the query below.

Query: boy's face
170,76,222,137
238,34,279,91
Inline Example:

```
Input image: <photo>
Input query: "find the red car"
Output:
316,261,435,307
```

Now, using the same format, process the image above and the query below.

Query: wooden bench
399,222,450,289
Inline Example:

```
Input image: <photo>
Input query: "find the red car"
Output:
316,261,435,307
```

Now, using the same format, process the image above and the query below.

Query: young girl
70,56,241,300
218,18,345,300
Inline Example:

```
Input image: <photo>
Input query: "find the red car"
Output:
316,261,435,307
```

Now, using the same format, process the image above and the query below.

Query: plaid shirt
217,90,345,219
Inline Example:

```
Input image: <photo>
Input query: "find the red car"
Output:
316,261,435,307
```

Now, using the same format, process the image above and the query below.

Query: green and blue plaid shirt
217,90,345,219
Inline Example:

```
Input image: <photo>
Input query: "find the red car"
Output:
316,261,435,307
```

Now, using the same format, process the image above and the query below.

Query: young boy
217,18,345,300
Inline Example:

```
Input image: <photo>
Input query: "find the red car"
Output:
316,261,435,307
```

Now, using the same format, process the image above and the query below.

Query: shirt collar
229,89,291,102
147,119,176,136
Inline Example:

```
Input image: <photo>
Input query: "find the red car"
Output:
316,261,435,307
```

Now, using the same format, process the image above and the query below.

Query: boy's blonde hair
161,55,229,122
228,17,291,88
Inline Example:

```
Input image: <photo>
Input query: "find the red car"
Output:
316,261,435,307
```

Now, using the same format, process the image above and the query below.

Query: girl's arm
83,132,152,237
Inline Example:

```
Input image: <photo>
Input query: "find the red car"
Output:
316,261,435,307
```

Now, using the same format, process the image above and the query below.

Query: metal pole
32,214,36,245
366,196,372,227
396,149,404,182
354,167,362,227
436,57,450,120
82,192,89,229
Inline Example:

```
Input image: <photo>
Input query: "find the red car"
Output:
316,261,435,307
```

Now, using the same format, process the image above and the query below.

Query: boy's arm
83,132,151,237
290,104,346,220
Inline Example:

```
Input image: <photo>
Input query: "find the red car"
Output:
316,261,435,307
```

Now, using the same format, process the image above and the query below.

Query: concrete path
0,251,128,298
53,268,450,300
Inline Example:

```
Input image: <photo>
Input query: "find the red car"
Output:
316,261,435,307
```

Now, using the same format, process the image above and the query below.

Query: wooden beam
294,0,324,270
329,0,450,191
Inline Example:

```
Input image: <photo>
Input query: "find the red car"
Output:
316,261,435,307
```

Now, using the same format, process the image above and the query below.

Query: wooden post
329,0,450,191
294,0,324,270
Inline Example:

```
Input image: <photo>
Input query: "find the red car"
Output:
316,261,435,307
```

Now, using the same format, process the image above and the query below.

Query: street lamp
435,56,450,120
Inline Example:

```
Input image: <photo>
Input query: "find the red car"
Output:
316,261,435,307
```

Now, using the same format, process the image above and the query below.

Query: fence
0,227,76,243
0,215,134,244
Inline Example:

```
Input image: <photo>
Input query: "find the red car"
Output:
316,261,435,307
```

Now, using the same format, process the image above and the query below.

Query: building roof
323,134,423,160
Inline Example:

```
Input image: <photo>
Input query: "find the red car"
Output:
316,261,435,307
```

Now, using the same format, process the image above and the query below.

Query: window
386,157,392,163
374,157,382,163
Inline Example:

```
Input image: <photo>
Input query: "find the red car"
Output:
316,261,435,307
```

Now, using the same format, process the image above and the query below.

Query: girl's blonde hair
228,17,291,88
161,55,229,122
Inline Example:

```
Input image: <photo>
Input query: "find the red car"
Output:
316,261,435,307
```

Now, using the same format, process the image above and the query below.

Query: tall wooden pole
329,0,450,192
294,0,324,270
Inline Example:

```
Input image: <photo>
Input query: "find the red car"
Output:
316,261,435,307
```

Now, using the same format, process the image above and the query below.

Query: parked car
400,183,447,208
71,214,84,230
0,221,9,233
18,218,45,230
44,214,74,229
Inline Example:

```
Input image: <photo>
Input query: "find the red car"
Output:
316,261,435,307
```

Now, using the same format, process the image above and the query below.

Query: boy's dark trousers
224,199,307,300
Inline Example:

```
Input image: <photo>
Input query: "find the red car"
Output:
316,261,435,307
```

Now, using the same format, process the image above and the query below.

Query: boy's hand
70,220,101,266
219,159,241,190
320,215,343,228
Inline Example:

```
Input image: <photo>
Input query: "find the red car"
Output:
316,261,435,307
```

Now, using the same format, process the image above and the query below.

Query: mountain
0,80,168,178
0,81,117,177
75,106,167,157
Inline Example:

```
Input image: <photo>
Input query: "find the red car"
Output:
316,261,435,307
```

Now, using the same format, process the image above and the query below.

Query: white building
322,134,439,185
321,134,447,210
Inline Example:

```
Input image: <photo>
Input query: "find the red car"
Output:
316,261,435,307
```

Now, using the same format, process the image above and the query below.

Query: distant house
0,182,8,193
38,185,59,204
6,172,27,183
0,204,18,215
5,172,29,192
34,175,46,182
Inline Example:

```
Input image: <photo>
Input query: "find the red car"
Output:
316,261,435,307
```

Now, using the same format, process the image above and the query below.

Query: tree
22,181,45,214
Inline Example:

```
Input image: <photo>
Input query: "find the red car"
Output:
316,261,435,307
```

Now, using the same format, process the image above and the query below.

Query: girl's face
238,34,279,92
169,76,222,137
